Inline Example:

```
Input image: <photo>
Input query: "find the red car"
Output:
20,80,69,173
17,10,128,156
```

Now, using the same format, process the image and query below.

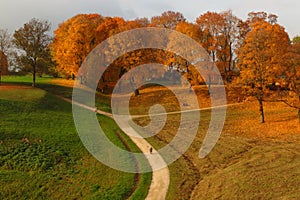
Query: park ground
0,75,300,199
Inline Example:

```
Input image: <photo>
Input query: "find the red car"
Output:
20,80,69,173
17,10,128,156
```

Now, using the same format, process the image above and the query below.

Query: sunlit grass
133,101,300,199
0,84,151,199
3,75,300,199
0,88,46,101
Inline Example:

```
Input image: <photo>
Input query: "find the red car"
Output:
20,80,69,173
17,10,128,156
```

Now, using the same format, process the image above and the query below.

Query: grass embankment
0,79,151,199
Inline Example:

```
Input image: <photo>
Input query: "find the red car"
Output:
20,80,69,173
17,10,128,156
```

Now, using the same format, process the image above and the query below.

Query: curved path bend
57,94,238,200
60,96,170,200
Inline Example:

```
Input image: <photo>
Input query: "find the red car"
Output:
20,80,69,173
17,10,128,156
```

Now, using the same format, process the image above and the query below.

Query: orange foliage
234,19,290,122
150,11,186,29
51,14,104,78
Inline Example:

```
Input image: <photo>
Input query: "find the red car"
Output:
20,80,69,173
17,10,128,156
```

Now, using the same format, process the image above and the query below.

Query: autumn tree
196,12,225,63
279,39,300,122
246,11,268,24
0,29,12,56
195,11,248,83
95,16,125,44
150,11,186,29
217,11,248,82
0,29,11,76
96,16,193,95
51,14,104,78
235,20,290,123
171,22,204,85
13,18,51,87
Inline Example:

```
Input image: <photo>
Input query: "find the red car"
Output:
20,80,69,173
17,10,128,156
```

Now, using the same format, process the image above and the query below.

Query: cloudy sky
0,0,299,38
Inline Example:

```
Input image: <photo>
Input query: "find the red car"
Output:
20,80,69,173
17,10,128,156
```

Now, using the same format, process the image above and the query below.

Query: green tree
13,18,51,87
292,36,300,44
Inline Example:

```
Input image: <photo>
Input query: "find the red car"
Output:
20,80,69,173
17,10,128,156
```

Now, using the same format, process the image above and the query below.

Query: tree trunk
32,64,36,87
134,89,140,96
298,95,300,123
208,74,211,95
259,99,265,123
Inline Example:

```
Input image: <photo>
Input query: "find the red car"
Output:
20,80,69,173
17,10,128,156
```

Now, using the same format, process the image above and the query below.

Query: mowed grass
2,75,112,112
3,75,300,199
133,99,300,199
0,85,151,199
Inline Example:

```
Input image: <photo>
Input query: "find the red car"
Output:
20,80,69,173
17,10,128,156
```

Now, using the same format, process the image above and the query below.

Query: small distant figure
150,147,153,154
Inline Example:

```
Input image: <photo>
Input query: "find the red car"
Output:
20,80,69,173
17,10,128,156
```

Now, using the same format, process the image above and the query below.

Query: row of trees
51,11,246,82
0,10,299,122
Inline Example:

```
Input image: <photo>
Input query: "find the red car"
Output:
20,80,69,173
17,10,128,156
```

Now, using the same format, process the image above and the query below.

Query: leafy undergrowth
0,142,73,172
0,86,151,200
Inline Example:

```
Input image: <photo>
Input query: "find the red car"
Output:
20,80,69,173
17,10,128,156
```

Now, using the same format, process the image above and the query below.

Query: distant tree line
0,10,299,122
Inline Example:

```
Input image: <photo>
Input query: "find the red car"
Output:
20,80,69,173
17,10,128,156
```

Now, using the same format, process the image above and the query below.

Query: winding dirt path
68,96,239,200
59,96,170,200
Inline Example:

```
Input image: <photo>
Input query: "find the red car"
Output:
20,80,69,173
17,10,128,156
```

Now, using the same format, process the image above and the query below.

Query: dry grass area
0,83,33,90
0,84,46,101
224,101,300,140
110,85,233,115
132,94,300,199
50,78,75,87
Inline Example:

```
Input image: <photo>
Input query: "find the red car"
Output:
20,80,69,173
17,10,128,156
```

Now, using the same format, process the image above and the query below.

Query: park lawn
133,101,300,200
1,75,112,113
0,86,151,199
3,75,300,199
0,75,224,115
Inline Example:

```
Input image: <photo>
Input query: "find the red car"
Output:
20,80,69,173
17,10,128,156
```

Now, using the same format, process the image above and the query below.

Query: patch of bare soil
0,84,33,90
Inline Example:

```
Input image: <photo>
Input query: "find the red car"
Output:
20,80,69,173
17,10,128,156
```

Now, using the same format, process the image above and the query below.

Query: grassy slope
3,75,300,199
133,93,300,199
0,78,151,199
189,102,300,199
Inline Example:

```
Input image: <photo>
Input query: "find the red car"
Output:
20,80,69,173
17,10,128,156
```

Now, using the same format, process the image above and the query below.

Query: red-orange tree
281,40,300,122
196,11,248,83
150,11,186,29
235,20,290,123
51,14,104,78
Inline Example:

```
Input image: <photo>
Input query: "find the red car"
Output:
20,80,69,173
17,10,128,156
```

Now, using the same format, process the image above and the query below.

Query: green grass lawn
0,80,151,199
1,75,112,112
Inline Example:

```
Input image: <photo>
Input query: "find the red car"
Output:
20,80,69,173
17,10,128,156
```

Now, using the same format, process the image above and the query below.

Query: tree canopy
235,19,290,123
3,10,299,122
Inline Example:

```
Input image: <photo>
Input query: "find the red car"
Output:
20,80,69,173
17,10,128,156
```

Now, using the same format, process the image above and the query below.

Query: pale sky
0,0,299,38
